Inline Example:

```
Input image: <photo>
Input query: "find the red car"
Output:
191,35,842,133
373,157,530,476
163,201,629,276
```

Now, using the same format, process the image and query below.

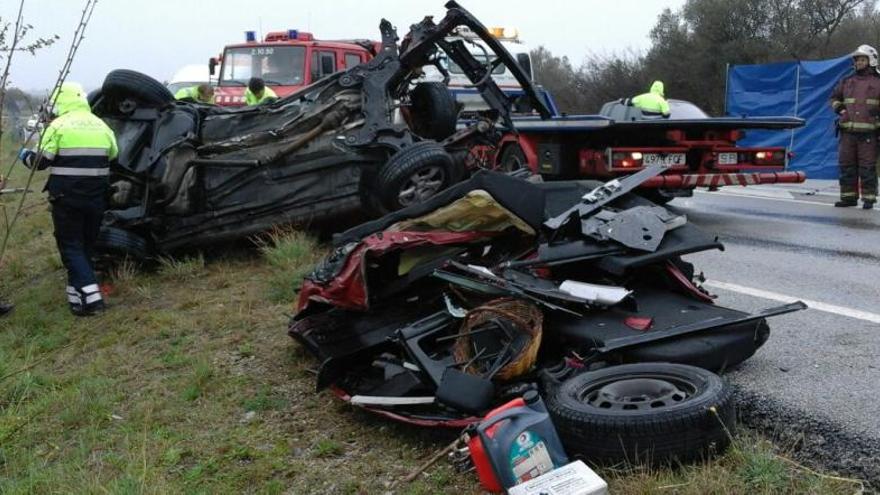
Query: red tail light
611,152,643,169
754,150,785,165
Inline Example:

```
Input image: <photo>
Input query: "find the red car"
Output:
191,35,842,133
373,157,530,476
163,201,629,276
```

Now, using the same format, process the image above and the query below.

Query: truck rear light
754,150,785,165
611,152,643,169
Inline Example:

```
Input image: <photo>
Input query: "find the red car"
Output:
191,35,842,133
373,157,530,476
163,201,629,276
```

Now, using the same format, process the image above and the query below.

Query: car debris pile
89,1,549,260
289,167,807,470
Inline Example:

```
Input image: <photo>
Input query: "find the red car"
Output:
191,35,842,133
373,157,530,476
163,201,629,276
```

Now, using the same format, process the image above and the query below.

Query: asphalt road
668,185,880,482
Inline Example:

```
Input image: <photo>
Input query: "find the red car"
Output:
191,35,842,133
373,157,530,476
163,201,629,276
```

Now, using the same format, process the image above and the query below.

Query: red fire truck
210,30,376,107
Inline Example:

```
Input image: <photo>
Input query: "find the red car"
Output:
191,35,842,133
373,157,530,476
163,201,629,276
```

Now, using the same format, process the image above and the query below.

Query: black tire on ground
546,362,734,466
409,82,458,140
95,226,150,261
377,141,455,210
102,69,174,107
498,143,528,172
638,189,675,205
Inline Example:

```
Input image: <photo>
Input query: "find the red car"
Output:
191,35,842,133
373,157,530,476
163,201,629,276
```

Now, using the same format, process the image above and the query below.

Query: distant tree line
532,0,879,115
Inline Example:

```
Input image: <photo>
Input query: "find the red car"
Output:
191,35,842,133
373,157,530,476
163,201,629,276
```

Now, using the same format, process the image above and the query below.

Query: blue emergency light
245,30,256,42
288,29,299,40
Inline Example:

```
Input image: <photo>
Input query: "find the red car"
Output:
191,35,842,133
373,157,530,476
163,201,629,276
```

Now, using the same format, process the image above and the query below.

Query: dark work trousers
50,193,105,303
838,131,879,201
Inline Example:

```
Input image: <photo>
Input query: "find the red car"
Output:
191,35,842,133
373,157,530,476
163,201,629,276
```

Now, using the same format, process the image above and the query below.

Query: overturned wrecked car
289,168,805,465
90,1,550,259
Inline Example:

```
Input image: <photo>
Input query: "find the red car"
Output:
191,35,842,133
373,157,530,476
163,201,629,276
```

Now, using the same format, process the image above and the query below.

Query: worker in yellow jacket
631,81,671,117
19,82,118,315
245,78,278,106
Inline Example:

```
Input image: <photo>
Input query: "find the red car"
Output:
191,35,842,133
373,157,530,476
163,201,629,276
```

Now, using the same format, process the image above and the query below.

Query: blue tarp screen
726,56,851,179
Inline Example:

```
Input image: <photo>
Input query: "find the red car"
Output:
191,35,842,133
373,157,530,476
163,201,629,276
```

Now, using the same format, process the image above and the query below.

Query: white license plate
643,153,686,166
718,152,738,165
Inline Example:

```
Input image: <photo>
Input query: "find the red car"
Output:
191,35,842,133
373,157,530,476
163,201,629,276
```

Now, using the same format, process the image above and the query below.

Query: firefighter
174,84,214,104
631,80,671,117
18,82,118,316
830,45,880,209
244,77,278,106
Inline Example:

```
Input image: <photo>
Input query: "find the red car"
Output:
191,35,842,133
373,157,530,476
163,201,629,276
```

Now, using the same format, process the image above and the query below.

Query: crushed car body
90,1,550,259
289,168,806,464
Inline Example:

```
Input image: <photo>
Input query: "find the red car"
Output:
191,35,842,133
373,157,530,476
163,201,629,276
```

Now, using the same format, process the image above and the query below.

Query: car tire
409,82,458,140
546,362,734,465
377,141,455,210
498,143,528,172
95,226,150,261
87,89,103,109
102,69,174,107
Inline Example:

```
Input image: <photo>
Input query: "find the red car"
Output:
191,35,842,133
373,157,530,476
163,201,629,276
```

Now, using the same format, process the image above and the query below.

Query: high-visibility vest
175,85,212,103
38,83,118,182
632,80,671,116
245,86,278,105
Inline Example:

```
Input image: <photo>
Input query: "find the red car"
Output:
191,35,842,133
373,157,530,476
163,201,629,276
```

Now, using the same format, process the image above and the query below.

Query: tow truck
210,30,376,106
489,98,806,203
422,27,804,201
420,25,549,116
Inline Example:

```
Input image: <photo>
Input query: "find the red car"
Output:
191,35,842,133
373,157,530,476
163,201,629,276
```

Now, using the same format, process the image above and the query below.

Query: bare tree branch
0,0,99,265
0,0,27,158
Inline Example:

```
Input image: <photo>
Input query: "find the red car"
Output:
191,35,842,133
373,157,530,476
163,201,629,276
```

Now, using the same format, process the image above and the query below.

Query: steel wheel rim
575,374,697,412
397,165,446,206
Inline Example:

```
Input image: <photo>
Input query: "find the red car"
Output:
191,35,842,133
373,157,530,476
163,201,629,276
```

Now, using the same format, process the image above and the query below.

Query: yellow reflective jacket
245,86,278,106
37,82,118,196
632,81,671,116
175,85,212,103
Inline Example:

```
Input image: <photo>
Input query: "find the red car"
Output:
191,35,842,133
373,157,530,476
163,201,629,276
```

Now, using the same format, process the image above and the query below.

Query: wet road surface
670,187,880,481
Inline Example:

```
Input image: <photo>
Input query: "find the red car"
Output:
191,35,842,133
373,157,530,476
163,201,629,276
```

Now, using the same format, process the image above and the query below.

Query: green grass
157,253,206,281
255,228,323,303
0,129,865,493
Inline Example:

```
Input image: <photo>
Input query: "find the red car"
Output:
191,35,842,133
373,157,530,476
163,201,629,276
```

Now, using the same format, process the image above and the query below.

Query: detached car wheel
102,69,174,107
409,82,458,140
378,142,455,210
546,362,734,465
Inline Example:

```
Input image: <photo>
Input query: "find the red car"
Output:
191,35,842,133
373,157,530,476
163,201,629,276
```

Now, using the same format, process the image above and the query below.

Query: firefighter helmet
851,44,879,68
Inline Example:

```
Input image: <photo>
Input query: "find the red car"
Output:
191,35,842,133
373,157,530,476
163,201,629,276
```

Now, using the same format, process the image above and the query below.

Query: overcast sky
4,0,685,92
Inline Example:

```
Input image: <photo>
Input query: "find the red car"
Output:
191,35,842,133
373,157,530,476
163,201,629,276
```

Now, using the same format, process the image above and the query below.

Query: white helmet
852,44,879,68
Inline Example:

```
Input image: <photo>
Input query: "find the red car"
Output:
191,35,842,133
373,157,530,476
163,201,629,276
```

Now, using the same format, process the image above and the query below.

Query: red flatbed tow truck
485,97,806,203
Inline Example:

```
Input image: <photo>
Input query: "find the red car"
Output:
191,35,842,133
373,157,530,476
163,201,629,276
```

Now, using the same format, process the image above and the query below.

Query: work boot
84,299,106,316
835,199,858,207
70,302,105,317
864,200,875,210
69,303,86,317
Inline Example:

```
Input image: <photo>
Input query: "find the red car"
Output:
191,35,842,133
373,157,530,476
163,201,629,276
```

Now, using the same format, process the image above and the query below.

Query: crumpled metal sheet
582,206,686,252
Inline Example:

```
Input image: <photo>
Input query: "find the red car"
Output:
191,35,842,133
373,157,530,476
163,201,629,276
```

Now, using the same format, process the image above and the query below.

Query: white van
166,64,214,95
